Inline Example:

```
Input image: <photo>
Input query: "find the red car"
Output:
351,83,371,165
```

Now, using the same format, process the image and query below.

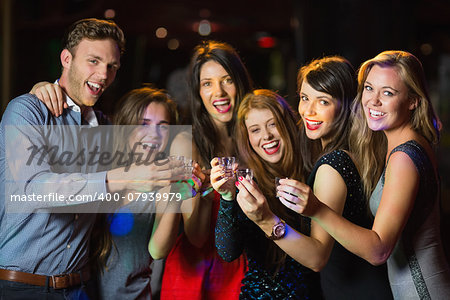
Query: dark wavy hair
190,40,253,166
297,56,356,173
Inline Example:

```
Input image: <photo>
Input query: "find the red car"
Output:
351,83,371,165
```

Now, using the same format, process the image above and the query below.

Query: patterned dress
215,195,322,299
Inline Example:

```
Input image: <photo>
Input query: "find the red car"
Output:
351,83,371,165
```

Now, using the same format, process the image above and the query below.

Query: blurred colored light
168,39,180,50
104,9,116,19
258,36,276,48
420,43,432,55
156,27,168,39
109,208,134,236
198,20,211,36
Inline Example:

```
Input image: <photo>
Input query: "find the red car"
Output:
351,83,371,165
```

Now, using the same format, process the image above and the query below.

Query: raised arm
148,184,183,259
283,151,418,266
237,164,346,272
148,131,204,258
209,157,245,261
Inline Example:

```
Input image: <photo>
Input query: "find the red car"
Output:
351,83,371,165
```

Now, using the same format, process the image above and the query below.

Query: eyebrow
88,54,120,68
247,123,259,130
300,92,332,99
143,119,170,125
247,117,275,128
365,80,399,92
200,74,230,81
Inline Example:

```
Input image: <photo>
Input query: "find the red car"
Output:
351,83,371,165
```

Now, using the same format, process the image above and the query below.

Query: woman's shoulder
388,139,435,176
308,149,360,186
315,150,356,173
169,130,193,157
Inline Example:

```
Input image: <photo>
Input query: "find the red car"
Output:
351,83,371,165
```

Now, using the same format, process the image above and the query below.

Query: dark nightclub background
1,0,450,254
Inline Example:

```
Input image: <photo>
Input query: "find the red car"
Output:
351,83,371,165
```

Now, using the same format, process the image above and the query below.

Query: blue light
109,207,134,236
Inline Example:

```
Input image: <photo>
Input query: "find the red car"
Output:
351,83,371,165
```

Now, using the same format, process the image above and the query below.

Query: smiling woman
211,89,323,299
199,60,236,122
96,86,182,300
161,40,252,300
362,65,417,133
245,107,284,164
278,56,393,299
287,51,450,299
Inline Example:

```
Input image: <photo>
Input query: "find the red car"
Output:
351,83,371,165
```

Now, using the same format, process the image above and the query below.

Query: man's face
60,38,121,107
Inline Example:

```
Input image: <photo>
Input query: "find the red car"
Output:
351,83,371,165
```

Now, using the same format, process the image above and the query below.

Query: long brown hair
349,50,441,199
90,86,178,273
237,89,304,270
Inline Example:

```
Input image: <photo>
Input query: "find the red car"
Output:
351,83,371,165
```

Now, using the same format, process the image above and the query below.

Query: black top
308,150,393,300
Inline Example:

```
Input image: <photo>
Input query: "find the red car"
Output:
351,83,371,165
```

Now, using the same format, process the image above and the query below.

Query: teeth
141,142,159,149
214,100,229,106
263,141,278,149
370,109,385,117
87,81,101,91
306,120,322,125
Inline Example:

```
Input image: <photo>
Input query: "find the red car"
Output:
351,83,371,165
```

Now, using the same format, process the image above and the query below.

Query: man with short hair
0,18,172,299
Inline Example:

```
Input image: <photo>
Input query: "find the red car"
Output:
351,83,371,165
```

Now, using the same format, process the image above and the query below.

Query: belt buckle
51,274,68,289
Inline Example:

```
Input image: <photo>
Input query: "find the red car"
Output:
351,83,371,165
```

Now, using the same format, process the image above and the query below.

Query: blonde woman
284,51,450,299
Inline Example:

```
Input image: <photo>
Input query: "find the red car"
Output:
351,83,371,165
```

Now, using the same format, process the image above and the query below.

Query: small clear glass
236,168,253,183
183,157,194,178
218,156,235,178
275,177,281,198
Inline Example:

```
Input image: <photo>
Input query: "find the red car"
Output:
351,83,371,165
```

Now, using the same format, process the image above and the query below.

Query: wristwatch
266,218,286,240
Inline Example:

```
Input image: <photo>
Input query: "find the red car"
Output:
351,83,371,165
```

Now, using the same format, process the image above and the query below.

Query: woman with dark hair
160,40,252,299
190,40,253,166
211,89,323,299
286,51,450,299
280,56,392,299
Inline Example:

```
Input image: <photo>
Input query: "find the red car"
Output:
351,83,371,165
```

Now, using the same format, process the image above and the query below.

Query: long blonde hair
349,50,441,199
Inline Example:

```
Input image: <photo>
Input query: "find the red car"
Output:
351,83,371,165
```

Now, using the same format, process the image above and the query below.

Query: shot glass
276,177,296,202
218,156,236,178
183,157,194,178
236,168,253,183
275,177,290,198
275,177,281,198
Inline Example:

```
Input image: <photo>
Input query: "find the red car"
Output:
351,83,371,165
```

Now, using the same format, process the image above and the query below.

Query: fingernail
238,176,243,181
235,181,239,187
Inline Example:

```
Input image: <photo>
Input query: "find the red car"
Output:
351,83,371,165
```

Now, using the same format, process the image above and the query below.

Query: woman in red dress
160,40,253,299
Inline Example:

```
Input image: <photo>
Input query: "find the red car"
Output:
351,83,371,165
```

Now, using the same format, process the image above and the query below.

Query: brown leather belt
0,268,90,289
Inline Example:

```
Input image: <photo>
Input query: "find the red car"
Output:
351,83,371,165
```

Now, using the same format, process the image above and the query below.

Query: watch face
273,222,286,238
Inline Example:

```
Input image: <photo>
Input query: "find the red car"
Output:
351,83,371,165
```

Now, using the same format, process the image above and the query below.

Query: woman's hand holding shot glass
277,178,320,217
210,157,238,201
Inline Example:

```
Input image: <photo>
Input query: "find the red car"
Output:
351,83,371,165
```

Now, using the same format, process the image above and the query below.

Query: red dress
161,192,247,299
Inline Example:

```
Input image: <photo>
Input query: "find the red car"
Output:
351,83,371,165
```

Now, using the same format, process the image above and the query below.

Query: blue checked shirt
0,92,110,275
